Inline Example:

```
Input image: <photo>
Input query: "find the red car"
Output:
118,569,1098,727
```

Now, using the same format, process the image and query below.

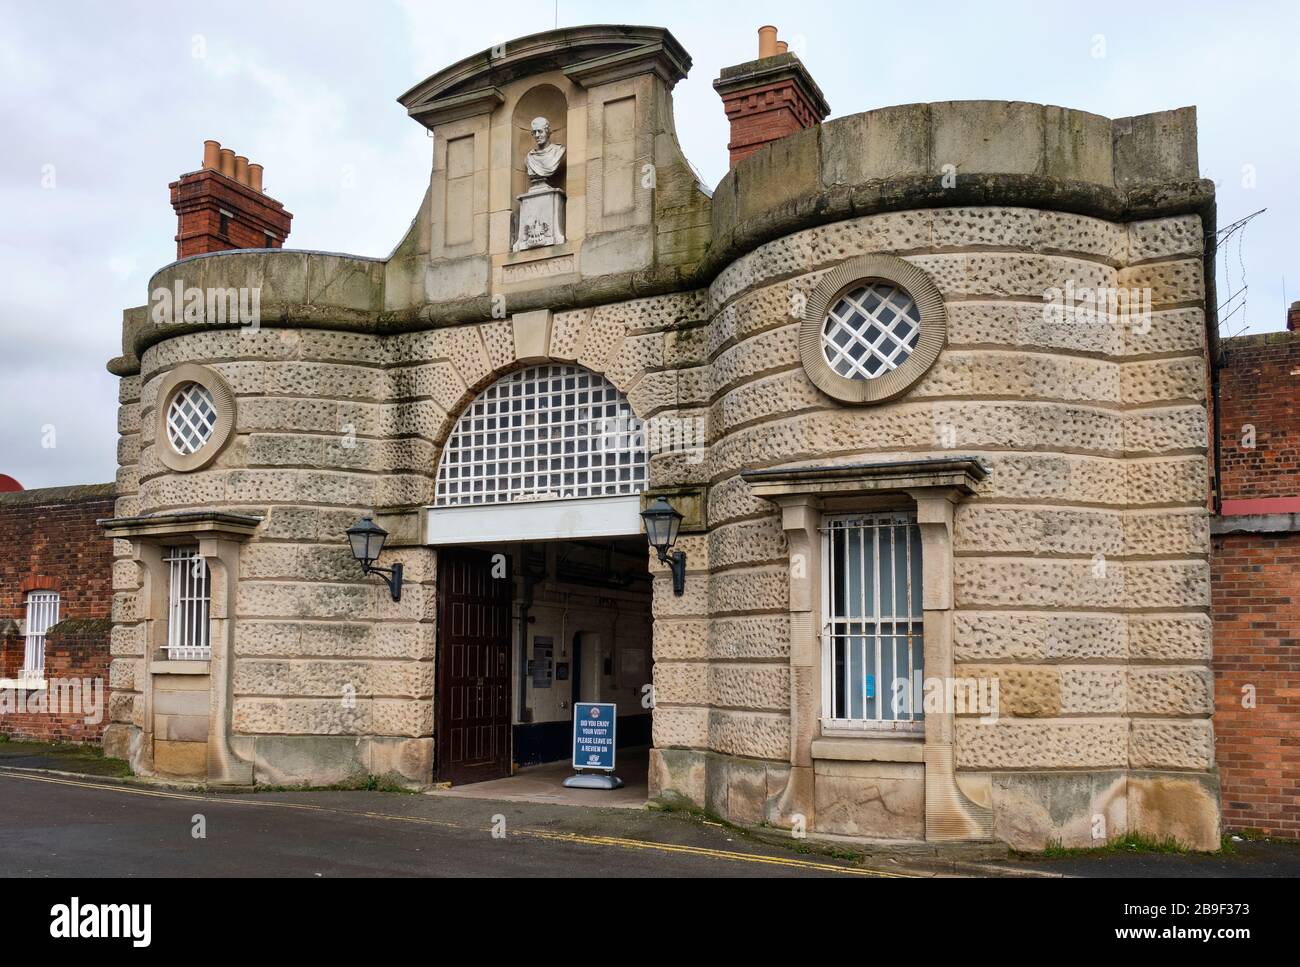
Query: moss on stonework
0,483,115,506
45,618,113,637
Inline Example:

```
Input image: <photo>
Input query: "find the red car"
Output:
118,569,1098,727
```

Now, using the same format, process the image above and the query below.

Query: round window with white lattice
166,383,218,455
154,364,236,472
800,255,947,405
822,282,922,380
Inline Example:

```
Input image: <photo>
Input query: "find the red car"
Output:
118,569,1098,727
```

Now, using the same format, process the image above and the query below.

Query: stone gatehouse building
100,24,1220,848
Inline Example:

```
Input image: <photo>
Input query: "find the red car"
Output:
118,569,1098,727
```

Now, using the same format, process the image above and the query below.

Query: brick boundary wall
0,484,116,745
0,618,112,743
0,484,117,626
1216,331,1300,502
1213,328,1300,838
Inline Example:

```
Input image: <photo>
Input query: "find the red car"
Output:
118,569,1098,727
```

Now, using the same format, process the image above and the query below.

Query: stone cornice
743,458,989,500
398,25,690,130
99,510,263,541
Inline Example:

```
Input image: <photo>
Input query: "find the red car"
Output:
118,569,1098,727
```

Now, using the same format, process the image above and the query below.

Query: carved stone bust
513,115,567,252
525,116,565,187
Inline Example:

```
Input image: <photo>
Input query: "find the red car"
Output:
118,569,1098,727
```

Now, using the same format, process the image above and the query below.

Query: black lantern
346,516,403,601
641,496,686,596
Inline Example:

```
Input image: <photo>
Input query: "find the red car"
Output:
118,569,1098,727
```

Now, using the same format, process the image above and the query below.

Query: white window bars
822,282,921,380
22,590,59,679
434,364,648,507
165,546,211,659
821,512,924,730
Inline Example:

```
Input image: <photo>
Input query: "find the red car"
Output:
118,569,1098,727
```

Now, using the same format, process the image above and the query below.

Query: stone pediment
398,24,691,129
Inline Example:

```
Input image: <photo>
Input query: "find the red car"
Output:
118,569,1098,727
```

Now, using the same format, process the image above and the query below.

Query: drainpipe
205,537,254,785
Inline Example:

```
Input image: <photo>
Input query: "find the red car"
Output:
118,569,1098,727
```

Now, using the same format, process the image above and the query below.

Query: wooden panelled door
435,548,513,784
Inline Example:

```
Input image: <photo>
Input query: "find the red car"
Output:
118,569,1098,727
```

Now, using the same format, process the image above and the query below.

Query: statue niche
514,116,566,252
511,86,568,253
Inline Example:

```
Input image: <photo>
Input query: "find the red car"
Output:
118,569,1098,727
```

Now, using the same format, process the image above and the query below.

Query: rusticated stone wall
646,205,1215,848
107,290,711,785
108,205,1215,847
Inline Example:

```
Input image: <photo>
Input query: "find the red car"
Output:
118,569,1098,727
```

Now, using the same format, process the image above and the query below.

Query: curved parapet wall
111,98,1213,379
708,101,1212,275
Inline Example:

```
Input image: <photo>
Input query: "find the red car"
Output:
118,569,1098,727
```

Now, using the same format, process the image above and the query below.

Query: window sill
811,735,924,764
149,660,211,676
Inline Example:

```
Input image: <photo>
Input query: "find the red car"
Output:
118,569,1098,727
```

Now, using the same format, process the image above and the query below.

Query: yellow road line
0,768,907,876
526,830,908,876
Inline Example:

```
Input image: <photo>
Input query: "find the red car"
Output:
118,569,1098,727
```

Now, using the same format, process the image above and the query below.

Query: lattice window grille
434,364,648,507
166,382,218,455
822,282,922,380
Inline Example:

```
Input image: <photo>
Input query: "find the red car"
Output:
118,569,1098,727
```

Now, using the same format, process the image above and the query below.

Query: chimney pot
218,148,236,178
247,163,264,193
777,40,789,54
202,140,221,170
1288,300,1300,332
233,155,250,186
758,25,778,59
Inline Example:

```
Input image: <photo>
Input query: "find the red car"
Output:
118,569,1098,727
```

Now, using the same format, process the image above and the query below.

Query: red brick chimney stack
169,140,293,259
1288,300,1299,332
714,25,830,168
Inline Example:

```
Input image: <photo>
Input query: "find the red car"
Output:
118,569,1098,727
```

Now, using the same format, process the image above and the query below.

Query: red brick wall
1212,532,1300,837
1213,329,1300,838
0,484,116,625
1217,332,1300,502
0,620,112,743
0,485,115,744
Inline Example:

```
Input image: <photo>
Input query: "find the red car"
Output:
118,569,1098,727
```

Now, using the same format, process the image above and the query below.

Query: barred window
165,546,211,659
23,590,59,679
822,513,924,729
434,364,647,507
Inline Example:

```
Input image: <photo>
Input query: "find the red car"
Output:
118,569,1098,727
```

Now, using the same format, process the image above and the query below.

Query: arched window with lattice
434,364,647,507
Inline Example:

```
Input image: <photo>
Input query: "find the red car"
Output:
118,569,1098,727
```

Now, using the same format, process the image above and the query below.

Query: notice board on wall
532,636,553,688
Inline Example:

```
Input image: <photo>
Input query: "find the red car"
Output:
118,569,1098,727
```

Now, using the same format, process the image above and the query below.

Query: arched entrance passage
430,364,654,787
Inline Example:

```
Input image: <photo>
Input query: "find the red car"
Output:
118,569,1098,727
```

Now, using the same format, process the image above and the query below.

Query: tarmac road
0,768,906,878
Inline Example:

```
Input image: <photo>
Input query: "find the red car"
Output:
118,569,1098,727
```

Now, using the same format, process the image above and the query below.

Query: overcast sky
2,0,1295,489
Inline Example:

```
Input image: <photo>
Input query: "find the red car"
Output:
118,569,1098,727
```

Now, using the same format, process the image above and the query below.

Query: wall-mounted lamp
346,516,403,601
641,496,686,596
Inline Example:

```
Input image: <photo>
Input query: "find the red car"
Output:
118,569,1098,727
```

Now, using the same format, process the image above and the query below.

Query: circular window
800,254,947,404
166,382,218,455
822,282,922,380
154,364,236,472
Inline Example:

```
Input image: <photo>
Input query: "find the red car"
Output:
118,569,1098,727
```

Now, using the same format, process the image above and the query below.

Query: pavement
429,747,650,808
